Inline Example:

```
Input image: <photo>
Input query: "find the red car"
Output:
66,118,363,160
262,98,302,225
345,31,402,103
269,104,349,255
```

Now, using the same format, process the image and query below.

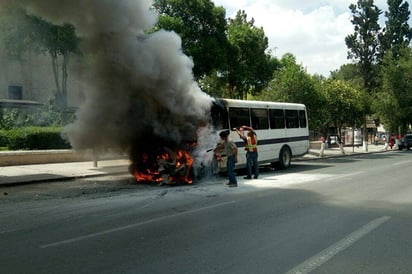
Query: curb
295,148,392,161
1,170,130,188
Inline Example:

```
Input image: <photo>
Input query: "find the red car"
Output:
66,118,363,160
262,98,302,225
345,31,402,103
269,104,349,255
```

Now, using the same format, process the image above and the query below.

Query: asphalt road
1,150,412,273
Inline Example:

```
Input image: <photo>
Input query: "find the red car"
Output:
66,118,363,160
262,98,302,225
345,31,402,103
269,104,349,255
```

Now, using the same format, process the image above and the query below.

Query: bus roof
215,98,306,110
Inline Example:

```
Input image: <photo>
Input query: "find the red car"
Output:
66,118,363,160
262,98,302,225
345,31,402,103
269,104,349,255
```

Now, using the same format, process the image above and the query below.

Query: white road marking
242,173,332,188
285,216,391,274
39,200,235,248
242,171,365,189
322,171,364,182
0,229,18,234
391,160,412,166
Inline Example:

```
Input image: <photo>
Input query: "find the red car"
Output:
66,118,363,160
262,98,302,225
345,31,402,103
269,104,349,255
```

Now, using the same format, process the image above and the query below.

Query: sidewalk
0,159,131,186
302,143,391,160
0,144,393,187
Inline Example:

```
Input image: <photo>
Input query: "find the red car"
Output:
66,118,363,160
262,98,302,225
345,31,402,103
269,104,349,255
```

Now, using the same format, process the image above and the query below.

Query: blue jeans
246,151,258,178
227,155,237,184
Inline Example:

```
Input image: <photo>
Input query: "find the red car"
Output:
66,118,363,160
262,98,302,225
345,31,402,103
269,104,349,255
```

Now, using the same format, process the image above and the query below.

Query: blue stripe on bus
234,135,309,147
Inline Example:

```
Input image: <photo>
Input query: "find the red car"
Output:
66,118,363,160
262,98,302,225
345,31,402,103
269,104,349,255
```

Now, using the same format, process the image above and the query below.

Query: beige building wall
0,47,85,108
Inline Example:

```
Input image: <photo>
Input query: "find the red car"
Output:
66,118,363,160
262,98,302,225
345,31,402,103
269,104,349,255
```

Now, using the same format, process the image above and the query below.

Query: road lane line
323,171,364,182
391,160,412,166
285,216,391,274
40,200,236,248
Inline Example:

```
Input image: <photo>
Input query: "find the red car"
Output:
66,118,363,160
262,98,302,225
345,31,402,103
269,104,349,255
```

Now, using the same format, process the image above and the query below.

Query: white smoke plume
8,0,215,166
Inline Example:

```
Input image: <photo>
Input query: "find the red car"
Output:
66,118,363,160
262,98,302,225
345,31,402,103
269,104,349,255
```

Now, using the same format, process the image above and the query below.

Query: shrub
0,127,71,150
0,129,9,148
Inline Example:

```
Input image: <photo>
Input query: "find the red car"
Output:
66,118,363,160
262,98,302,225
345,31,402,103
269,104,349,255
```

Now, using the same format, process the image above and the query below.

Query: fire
133,169,162,183
132,148,194,185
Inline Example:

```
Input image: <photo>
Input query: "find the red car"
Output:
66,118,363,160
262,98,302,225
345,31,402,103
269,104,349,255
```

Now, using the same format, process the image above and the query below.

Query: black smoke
5,0,216,171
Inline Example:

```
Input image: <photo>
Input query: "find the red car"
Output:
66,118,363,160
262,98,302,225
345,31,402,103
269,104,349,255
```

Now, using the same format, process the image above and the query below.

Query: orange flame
133,169,162,183
133,149,194,184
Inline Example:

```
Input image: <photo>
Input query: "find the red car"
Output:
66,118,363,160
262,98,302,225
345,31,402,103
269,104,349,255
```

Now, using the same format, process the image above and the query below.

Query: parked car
329,135,338,144
327,135,339,148
398,134,412,150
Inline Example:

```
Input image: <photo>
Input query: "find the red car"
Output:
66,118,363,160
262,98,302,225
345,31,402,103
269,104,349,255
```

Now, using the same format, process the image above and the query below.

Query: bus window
211,103,229,130
229,107,250,128
251,109,269,129
285,110,299,128
269,109,285,129
299,110,307,128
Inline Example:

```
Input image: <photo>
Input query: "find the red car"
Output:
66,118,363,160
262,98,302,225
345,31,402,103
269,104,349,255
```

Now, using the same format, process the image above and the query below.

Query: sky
213,0,411,77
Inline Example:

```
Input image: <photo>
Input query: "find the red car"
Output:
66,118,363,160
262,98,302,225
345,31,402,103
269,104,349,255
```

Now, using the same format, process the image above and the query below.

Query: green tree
198,70,227,97
374,47,412,133
152,0,228,79
330,63,363,86
345,0,382,149
33,17,80,112
260,54,312,103
379,0,412,61
224,10,277,99
0,5,40,58
258,53,322,130
345,0,382,93
321,79,367,139
373,0,412,133
0,6,80,114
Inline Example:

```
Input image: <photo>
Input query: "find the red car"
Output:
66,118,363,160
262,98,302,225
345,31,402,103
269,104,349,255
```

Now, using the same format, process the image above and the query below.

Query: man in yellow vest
234,125,258,179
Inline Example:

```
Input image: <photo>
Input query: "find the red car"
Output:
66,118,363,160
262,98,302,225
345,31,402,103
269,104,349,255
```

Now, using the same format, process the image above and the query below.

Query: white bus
211,98,309,170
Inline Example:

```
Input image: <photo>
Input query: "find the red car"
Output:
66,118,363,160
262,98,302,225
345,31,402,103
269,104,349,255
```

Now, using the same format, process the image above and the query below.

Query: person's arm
234,146,238,163
233,127,243,138
242,125,255,133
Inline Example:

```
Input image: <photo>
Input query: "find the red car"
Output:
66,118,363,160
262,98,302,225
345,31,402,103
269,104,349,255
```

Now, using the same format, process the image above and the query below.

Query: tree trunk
363,115,368,152
50,51,63,110
62,52,69,110
61,52,70,124
336,124,345,154
51,51,61,94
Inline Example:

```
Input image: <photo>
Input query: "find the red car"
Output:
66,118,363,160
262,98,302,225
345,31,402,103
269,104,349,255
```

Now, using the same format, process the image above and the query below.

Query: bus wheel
272,146,291,170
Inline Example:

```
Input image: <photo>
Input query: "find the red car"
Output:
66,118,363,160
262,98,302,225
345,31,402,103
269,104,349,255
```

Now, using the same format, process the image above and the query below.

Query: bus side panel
219,128,309,171
256,128,285,164
286,127,310,156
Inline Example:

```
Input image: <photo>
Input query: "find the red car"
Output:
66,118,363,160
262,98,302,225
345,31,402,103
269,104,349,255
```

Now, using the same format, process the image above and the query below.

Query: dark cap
219,130,230,138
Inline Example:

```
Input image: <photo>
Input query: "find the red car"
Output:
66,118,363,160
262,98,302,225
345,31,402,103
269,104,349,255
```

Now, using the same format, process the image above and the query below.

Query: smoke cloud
8,0,215,166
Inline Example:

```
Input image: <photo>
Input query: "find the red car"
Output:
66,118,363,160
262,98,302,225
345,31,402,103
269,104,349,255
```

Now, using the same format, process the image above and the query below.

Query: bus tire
272,146,291,169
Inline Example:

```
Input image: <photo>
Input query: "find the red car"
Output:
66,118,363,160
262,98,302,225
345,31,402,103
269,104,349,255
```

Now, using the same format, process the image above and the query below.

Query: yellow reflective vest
245,135,257,152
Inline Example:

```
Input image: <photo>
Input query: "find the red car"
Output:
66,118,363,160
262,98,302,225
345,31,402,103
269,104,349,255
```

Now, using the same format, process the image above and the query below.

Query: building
0,46,84,111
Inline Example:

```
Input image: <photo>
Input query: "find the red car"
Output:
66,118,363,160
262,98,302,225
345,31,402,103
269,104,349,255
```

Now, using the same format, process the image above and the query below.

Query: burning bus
129,98,309,185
